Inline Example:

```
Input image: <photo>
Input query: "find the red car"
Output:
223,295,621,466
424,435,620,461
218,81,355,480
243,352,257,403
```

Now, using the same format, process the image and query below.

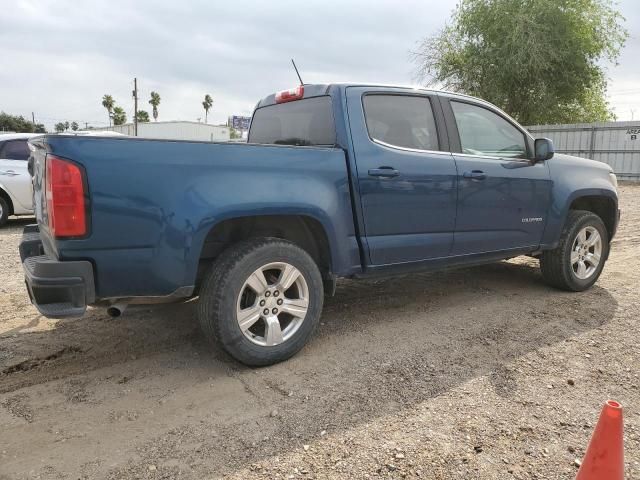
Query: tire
198,238,324,366
540,210,609,291
0,196,9,227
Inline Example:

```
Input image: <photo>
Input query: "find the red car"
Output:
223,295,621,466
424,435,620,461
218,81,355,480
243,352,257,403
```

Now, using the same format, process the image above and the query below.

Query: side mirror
534,138,554,162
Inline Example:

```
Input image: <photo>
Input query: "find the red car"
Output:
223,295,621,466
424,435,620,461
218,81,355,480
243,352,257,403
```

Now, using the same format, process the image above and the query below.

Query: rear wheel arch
196,214,333,288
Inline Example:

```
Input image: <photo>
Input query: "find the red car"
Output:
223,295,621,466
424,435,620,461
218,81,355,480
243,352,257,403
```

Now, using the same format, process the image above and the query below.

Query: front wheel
0,196,9,227
198,238,324,366
540,210,609,291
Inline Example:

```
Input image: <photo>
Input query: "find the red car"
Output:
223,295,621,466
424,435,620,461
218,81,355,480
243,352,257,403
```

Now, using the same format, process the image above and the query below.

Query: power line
27,115,110,125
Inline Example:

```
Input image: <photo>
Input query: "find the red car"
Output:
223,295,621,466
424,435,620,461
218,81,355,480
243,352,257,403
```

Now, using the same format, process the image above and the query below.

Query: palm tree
149,91,161,121
136,110,150,123
202,94,213,123
102,94,115,126
112,107,127,126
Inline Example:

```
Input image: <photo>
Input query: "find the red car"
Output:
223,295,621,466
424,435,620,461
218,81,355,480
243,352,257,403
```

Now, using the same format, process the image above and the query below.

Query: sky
1,0,639,131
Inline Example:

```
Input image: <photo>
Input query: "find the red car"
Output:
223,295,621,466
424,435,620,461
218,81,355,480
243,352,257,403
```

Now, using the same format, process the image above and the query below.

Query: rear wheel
0,196,9,227
198,238,324,366
540,210,609,291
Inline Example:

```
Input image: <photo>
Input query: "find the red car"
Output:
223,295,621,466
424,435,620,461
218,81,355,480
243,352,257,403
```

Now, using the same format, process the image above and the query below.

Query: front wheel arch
567,194,617,240
540,210,609,291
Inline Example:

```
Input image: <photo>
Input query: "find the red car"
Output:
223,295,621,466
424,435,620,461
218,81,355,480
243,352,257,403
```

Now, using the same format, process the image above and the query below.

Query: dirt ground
1,185,638,480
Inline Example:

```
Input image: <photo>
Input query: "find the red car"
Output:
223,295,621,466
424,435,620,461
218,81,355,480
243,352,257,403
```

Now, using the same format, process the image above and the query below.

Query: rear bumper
20,225,95,318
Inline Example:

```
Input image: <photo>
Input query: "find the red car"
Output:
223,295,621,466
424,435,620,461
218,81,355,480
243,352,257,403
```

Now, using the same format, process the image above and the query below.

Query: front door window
451,101,527,159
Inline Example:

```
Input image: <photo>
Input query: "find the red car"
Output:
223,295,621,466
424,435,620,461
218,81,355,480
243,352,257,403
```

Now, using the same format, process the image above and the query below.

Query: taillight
275,85,304,103
45,155,87,238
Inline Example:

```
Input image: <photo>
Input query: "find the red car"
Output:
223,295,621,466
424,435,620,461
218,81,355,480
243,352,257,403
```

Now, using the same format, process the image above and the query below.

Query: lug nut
265,291,271,297
272,308,278,314
259,300,266,307
263,309,269,315
277,299,283,305
273,290,280,297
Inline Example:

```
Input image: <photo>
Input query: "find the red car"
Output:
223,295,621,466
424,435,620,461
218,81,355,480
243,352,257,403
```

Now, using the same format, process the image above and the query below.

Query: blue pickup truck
21,83,620,365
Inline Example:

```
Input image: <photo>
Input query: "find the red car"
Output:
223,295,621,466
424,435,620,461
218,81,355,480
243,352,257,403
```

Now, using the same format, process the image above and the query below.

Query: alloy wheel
571,226,602,280
236,262,309,346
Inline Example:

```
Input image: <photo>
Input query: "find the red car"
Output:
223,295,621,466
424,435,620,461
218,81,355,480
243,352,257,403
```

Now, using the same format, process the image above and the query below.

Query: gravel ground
0,185,639,480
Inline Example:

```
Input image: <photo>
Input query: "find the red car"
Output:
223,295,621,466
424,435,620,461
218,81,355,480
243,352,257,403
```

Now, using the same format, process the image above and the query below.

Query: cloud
0,0,451,129
1,0,637,130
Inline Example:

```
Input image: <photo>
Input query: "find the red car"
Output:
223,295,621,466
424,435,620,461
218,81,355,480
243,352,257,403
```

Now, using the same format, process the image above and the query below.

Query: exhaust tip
107,303,127,318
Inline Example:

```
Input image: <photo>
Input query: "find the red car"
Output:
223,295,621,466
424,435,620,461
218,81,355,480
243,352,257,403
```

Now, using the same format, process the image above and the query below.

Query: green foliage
112,106,127,126
102,94,115,126
0,112,46,133
136,110,150,123
202,94,213,123
71,121,79,131
54,122,65,133
149,91,161,121
413,0,628,125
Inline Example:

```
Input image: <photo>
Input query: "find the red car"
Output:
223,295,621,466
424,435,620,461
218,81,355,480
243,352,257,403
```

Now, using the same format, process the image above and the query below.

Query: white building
95,121,231,142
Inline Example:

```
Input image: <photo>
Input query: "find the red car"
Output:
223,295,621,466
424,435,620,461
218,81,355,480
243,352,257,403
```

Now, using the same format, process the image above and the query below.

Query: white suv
0,133,39,226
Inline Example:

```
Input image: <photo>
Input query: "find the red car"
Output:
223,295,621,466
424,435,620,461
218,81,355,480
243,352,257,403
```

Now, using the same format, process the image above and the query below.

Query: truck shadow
0,258,618,478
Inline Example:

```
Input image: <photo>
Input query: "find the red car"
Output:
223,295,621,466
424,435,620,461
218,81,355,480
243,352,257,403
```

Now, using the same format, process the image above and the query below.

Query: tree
202,94,213,123
113,106,127,126
136,110,150,123
55,122,65,133
64,121,70,131
71,121,79,131
149,91,161,121
229,127,242,139
0,112,45,133
413,0,628,125
102,94,115,126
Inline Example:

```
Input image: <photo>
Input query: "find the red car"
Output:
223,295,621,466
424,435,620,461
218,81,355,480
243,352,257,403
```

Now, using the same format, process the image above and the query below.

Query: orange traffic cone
575,400,624,480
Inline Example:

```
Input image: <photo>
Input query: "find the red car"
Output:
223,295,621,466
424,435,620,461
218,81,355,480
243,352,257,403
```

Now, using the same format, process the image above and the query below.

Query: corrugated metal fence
526,121,640,181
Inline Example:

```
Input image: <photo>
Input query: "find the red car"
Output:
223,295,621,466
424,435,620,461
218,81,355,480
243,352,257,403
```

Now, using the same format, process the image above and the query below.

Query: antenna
291,59,304,85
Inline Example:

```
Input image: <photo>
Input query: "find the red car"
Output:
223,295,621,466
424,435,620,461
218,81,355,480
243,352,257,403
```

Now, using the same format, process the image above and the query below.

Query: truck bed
28,135,360,305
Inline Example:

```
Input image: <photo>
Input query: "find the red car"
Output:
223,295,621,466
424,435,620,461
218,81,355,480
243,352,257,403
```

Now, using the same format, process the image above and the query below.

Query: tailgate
28,137,56,257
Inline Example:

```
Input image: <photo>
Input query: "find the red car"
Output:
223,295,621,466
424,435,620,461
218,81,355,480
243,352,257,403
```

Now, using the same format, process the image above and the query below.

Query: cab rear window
248,96,336,146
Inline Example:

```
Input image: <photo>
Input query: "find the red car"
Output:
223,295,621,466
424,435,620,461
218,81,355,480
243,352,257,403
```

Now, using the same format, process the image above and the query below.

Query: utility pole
132,77,138,136
85,122,89,129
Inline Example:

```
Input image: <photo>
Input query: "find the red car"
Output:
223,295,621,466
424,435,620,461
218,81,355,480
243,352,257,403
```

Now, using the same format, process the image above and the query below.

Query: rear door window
248,96,336,146
0,140,30,160
362,94,440,151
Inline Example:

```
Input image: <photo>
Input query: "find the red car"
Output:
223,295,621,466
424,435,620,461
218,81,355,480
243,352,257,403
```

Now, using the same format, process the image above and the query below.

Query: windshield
248,96,336,146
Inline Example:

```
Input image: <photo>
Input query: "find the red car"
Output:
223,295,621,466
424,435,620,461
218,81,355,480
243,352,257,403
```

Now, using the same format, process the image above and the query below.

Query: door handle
463,170,486,180
368,167,399,178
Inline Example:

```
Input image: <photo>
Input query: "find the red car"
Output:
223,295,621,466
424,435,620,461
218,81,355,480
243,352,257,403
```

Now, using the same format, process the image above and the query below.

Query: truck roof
255,83,494,109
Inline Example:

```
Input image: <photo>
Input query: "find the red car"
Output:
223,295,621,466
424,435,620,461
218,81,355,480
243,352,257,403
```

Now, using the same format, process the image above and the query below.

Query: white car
0,133,40,226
